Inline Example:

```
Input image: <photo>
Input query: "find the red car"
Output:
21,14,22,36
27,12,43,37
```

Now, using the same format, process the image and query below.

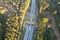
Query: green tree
5,14,19,40
0,13,7,40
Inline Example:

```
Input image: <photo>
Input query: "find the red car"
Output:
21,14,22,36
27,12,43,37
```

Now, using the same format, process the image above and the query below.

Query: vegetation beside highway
0,0,60,40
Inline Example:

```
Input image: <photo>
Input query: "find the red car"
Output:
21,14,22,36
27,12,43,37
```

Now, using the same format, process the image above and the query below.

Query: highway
24,24,35,40
23,0,36,40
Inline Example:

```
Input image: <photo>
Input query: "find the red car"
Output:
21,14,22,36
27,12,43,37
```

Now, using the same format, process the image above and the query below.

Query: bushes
53,14,60,32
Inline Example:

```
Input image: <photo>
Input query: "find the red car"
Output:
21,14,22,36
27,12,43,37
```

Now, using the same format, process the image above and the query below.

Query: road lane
28,25,35,40
24,24,35,40
30,0,36,16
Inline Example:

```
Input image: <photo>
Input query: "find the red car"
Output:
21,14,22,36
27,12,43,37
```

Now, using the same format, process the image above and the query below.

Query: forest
0,0,60,40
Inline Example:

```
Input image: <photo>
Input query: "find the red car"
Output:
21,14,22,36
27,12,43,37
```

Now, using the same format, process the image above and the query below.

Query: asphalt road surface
24,24,35,40
23,0,36,40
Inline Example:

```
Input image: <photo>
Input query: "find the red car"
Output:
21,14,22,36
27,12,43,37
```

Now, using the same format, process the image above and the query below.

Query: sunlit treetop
13,2,16,5
0,8,7,14
47,25,51,28
42,18,49,23
53,11,57,14
57,2,60,4
0,7,3,9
